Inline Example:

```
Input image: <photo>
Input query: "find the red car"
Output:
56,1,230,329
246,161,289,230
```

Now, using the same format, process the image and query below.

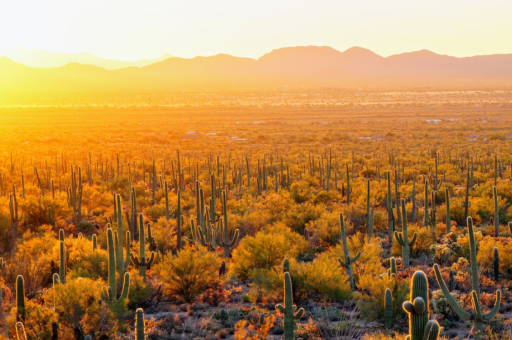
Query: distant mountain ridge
0,47,173,70
2,45,512,93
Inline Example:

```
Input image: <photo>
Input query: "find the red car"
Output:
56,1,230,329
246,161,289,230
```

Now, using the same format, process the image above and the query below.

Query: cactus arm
433,264,472,320
119,272,130,301
483,290,501,320
276,304,285,313
337,258,347,268
351,251,362,263
124,231,131,268
227,229,240,247
146,252,155,267
130,254,140,266
294,308,304,320
472,290,483,321
394,231,405,246
408,232,418,247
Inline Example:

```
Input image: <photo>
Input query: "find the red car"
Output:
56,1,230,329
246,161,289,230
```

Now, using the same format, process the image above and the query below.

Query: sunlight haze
2,0,512,60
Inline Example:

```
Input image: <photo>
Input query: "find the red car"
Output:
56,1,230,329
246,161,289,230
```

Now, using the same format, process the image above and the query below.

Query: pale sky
2,0,511,61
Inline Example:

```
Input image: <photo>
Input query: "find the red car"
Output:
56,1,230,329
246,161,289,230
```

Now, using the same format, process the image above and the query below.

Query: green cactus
283,258,290,273
428,155,443,194
428,191,437,239
424,179,429,227
433,217,501,340
176,188,182,250
493,247,499,282
92,234,97,251
493,186,499,237
217,190,239,258
136,308,145,340
275,272,304,340
130,214,155,282
385,288,393,329
387,171,394,243
66,166,83,225
337,213,361,291
115,194,131,272
15,322,27,340
246,157,251,189
445,188,451,233
16,275,25,321
9,190,19,238
59,240,66,284
461,168,471,226
394,199,417,269
403,271,429,340
387,257,397,278
106,227,116,299
145,223,157,251
423,320,441,340
366,179,374,239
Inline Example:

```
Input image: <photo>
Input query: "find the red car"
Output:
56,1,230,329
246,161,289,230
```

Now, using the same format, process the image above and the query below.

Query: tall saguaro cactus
387,171,394,242
394,199,417,269
131,214,155,282
275,272,304,340
493,186,499,237
16,275,25,322
433,217,501,340
136,308,145,340
385,288,393,329
338,213,361,290
403,271,429,340
217,190,239,258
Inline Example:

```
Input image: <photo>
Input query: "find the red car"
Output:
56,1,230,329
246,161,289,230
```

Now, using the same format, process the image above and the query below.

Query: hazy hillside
0,47,173,69
2,45,512,93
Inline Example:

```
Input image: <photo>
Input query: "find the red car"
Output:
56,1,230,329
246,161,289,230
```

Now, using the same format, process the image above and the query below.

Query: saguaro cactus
403,271,429,340
9,190,19,238
16,322,27,340
275,272,304,340
445,188,451,233
387,172,394,242
433,217,501,340
217,190,239,258
130,214,155,282
385,288,393,329
394,199,417,269
59,239,66,284
493,186,499,237
136,308,145,340
16,275,25,321
493,247,499,282
338,213,361,290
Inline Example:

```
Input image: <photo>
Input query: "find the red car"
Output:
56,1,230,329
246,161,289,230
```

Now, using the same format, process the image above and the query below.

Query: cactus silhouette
337,212,361,290
394,199,417,269
385,288,393,329
434,217,501,340
275,272,304,340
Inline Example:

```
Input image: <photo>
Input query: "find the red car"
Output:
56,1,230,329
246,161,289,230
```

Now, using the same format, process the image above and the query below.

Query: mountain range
2,46,512,93
0,47,173,70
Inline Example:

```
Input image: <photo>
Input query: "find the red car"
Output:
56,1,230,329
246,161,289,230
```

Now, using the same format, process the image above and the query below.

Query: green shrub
157,246,220,302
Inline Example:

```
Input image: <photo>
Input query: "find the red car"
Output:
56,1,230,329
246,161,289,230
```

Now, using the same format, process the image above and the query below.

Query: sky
1,0,512,61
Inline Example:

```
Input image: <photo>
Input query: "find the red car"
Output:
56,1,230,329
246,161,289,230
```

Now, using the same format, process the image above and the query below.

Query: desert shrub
248,256,352,304
359,274,409,322
53,235,108,280
7,299,58,339
144,204,167,221
282,202,323,235
5,229,56,295
126,268,151,310
429,243,463,266
148,216,177,253
47,277,118,338
342,203,366,228
323,232,383,285
157,245,220,302
476,236,506,274
305,211,341,250
77,220,95,234
231,223,307,280
456,229,483,259
20,196,68,231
